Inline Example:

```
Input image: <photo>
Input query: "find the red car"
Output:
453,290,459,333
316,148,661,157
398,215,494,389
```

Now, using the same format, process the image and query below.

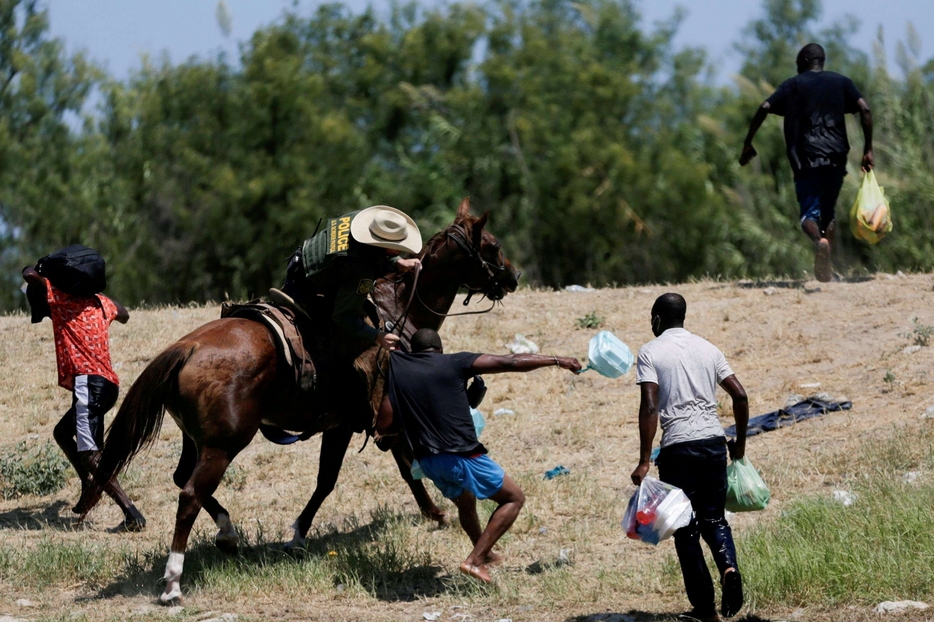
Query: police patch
356,279,374,295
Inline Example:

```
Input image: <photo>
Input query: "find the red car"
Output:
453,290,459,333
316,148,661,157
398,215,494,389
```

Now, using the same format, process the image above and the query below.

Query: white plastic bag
622,476,693,545
507,334,539,354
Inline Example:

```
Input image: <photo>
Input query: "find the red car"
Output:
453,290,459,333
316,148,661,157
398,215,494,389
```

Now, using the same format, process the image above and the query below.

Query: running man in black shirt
382,328,581,583
739,43,873,282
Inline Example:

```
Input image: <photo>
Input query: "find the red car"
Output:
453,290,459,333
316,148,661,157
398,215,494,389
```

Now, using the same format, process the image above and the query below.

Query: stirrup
268,288,312,322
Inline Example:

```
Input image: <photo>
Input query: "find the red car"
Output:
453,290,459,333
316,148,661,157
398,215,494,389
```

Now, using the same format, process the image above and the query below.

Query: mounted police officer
282,205,422,351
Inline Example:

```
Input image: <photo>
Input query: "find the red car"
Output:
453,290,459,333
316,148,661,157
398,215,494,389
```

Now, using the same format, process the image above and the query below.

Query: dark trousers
794,165,846,234
658,436,737,616
67,374,119,452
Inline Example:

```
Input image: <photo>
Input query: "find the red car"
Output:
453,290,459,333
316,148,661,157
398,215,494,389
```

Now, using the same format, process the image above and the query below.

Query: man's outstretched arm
739,101,771,166
720,374,748,460
470,353,581,375
630,382,659,485
857,97,873,171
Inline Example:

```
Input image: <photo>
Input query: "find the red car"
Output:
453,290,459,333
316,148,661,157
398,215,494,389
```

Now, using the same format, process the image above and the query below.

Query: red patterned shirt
44,279,120,390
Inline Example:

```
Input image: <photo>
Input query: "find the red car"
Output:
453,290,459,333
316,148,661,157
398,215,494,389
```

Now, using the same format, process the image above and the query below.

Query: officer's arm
332,278,379,343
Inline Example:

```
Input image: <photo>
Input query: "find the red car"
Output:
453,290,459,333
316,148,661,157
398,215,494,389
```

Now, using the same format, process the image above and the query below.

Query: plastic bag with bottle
849,170,892,245
622,476,694,545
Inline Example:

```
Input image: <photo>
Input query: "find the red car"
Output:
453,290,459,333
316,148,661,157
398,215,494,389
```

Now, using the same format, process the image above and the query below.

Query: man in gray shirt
631,293,749,622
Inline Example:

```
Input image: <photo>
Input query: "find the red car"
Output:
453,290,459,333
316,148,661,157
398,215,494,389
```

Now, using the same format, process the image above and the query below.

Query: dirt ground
1,273,932,622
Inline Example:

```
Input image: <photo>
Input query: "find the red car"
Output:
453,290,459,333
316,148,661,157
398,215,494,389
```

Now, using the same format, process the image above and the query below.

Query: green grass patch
0,537,136,589
0,441,70,499
181,506,452,601
740,424,934,609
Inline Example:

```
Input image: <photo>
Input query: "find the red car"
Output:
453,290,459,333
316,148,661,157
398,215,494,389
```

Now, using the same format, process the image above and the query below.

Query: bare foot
485,551,504,566
459,561,492,583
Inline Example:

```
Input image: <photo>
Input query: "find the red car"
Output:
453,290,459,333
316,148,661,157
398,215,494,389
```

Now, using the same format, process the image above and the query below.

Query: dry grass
1,273,934,621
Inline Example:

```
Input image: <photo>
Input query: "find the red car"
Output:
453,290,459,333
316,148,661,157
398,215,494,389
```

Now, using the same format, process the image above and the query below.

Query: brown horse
79,198,518,603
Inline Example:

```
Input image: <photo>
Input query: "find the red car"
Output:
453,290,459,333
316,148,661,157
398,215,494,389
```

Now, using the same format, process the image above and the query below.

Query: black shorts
69,375,118,452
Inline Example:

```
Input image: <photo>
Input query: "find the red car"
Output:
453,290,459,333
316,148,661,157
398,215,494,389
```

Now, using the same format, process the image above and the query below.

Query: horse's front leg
289,424,354,548
390,438,449,526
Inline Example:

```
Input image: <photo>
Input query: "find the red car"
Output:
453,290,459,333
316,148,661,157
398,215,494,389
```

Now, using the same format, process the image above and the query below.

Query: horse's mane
417,221,459,262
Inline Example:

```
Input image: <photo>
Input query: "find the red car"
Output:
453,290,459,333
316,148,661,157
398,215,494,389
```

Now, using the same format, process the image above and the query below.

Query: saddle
220,289,317,393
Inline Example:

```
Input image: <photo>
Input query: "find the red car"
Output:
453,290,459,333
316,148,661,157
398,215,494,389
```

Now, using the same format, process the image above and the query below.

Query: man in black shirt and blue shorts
739,43,874,282
382,328,581,583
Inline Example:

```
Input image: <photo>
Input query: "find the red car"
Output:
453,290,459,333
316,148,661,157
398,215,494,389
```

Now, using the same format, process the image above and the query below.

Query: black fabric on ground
724,397,852,438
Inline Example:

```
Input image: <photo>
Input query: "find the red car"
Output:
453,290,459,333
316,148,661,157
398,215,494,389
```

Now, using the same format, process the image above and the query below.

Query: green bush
0,441,71,500
576,312,606,330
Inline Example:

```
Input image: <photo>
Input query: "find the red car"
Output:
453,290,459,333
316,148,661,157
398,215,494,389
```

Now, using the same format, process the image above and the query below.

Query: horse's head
437,197,520,301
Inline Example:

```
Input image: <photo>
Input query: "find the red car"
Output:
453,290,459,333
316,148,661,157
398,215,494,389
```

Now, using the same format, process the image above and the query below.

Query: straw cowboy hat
350,205,422,254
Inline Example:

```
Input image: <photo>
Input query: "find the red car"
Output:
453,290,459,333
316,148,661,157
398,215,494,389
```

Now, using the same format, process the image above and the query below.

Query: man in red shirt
23,266,146,531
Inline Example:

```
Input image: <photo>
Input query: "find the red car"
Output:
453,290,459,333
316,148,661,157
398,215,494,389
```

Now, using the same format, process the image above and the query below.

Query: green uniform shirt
300,213,397,343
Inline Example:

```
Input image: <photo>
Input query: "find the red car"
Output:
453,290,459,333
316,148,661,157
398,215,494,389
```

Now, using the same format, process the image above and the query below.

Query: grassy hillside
1,274,933,621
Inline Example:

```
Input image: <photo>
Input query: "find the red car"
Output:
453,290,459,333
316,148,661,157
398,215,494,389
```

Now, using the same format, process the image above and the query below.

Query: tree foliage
1,0,933,310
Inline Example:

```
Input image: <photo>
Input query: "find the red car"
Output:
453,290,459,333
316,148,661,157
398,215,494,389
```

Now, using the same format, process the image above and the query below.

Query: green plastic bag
725,457,770,512
849,170,892,245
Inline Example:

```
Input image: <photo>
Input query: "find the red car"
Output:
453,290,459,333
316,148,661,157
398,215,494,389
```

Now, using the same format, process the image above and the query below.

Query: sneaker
815,238,832,283
721,569,744,617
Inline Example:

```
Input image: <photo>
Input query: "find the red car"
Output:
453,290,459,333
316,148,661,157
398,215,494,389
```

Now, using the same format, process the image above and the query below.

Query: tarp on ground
724,397,852,439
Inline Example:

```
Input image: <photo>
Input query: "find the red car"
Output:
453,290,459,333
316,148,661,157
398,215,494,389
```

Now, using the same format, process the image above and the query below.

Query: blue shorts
795,166,846,233
418,453,505,500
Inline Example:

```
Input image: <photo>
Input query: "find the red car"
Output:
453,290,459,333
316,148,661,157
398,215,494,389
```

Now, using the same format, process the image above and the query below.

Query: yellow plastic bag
850,170,892,244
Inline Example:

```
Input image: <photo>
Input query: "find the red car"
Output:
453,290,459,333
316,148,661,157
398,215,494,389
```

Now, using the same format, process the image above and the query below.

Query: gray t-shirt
636,328,734,448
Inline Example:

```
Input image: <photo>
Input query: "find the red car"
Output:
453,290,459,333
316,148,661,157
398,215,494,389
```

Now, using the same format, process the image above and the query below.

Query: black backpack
36,245,107,297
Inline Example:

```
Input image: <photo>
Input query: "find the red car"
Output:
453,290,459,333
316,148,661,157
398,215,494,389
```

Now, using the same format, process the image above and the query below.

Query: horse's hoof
159,589,183,606
215,538,239,555
282,537,307,554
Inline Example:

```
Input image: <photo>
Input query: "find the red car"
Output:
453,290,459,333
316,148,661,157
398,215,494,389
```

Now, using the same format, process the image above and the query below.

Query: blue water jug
410,459,425,480
471,408,485,438
581,330,634,378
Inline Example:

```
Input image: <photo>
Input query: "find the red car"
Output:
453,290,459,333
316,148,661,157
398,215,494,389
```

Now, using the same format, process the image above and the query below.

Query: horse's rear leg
174,434,238,553
390,439,449,525
289,425,354,548
162,446,231,604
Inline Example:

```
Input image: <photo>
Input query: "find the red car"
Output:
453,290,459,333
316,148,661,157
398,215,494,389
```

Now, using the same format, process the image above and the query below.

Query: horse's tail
79,342,195,515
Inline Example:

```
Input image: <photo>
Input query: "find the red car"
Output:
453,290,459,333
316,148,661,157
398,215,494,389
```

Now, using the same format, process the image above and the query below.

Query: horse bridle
444,223,509,284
